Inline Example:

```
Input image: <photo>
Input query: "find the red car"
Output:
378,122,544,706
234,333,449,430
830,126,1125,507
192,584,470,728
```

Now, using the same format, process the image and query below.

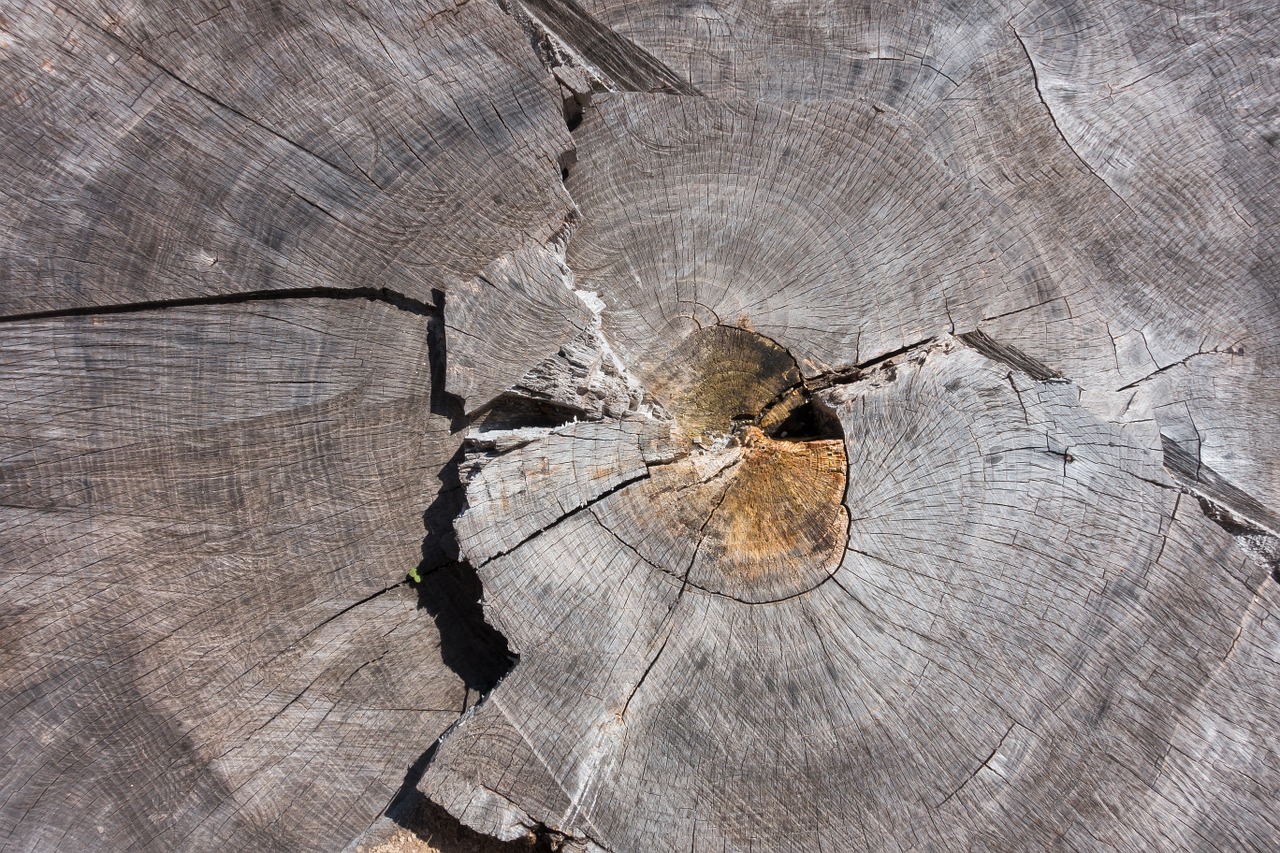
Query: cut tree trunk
2,1,1278,852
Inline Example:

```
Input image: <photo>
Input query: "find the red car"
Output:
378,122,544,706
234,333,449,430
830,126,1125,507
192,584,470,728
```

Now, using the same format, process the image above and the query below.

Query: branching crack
1116,345,1245,391
851,336,937,373
468,468,653,570
935,722,1016,808
1006,373,1031,425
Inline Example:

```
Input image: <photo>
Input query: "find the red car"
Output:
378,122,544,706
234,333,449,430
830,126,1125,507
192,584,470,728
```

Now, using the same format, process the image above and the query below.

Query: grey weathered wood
422,338,1276,851
3,0,1279,851
565,92,1005,379
2,0,571,846
551,0,1280,513
0,301,478,851
444,245,591,415
0,0,571,314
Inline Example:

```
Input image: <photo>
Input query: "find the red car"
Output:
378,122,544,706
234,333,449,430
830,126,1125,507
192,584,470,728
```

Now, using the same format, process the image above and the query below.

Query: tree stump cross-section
2,1,1278,851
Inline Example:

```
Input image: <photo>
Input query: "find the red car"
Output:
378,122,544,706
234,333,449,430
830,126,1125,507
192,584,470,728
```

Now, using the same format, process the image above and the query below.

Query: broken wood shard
445,244,592,415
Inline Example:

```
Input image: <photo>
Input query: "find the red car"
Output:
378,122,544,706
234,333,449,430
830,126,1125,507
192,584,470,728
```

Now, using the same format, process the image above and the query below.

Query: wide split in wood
423,329,1277,852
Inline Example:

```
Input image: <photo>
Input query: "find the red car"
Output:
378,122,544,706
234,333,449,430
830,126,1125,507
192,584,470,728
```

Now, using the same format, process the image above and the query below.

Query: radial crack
0,286,436,324
1160,435,1280,540
1116,346,1245,391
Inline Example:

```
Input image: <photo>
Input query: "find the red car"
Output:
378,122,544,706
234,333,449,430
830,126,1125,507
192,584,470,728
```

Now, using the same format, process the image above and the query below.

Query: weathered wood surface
3,0,1279,851
0,301,499,851
0,0,571,314
421,339,1277,851
415,0,1280,849
1,0,571,847
444,245,591,415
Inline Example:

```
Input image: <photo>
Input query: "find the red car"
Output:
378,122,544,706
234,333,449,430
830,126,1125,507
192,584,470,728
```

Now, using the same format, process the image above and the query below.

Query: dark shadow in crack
421,444,466,569
387,285,520,837
415,559,514,694
385,785,554,850
387,467,518,837
415,439,514,694
430,287,471,434
765,395,843,442
384,740,440,828
470,392,585,432
419,286,512,684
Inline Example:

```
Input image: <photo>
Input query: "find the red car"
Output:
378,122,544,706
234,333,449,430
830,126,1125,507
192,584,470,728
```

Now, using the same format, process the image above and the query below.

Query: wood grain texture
0,0,571,314
555,0,1280,516
3,0,1278,850
0,301,474,851
444,245,591,415
421,337,1276,851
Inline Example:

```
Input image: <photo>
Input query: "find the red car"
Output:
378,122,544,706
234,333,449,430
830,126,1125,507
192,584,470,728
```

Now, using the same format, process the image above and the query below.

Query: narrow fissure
1008,22,1137,217
0,285,436,324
